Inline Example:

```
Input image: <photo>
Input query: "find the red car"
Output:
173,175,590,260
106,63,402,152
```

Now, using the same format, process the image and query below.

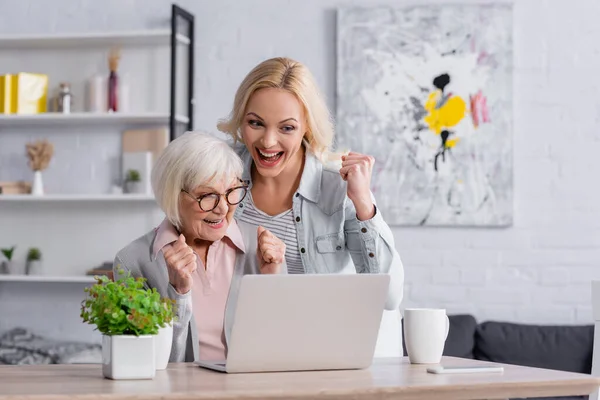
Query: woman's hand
339,151,376,221
257,226,286,274
163,234,197,294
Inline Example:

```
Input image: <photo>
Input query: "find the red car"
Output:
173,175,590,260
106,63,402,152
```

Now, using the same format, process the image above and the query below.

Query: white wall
0,0,599,343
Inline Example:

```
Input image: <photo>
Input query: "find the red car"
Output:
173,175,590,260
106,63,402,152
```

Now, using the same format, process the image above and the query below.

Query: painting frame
336,4,514,227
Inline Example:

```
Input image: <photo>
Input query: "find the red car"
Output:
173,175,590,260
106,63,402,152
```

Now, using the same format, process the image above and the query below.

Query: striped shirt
237,194,305,274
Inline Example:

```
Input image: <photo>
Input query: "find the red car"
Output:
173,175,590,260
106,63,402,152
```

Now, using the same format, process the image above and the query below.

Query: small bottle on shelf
87,74,106,113
107,47,120,112
53,82,72,114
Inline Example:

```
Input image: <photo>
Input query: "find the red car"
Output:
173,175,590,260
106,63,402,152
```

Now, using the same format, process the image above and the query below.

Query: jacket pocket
344,231,363,253
315,233,345,254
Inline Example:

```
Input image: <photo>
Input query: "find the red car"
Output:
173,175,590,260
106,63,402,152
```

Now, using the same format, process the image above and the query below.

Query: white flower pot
102,335,155,380
26,260,42,275
155,323,173,370
125,181,142,194
2,261,24,275
0,261,9,274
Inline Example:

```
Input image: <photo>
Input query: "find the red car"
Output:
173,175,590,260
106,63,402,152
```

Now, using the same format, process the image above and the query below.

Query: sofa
0,328,101,365
401,315,595,400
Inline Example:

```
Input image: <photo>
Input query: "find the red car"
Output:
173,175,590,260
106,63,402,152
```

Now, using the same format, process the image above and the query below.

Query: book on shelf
121,127,168,196
122,127,169,162
0,73,48,114
0,181,31,194
86,262,114,280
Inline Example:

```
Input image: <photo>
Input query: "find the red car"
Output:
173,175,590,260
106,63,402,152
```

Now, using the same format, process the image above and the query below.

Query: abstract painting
336,4,513,226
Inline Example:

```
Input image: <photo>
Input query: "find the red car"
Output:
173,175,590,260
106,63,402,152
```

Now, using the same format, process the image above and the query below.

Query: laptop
195,273,390,373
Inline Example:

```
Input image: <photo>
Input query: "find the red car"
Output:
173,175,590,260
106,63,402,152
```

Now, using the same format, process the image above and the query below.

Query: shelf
0,30,190,49
0,194,156,202
0,112,189,127
0,275,96,283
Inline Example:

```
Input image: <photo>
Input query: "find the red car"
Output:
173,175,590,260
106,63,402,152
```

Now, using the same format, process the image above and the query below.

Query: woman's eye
281,125,296,133
248,119,263,127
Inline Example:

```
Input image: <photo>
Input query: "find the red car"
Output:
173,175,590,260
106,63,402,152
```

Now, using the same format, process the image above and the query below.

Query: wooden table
0,356,598,400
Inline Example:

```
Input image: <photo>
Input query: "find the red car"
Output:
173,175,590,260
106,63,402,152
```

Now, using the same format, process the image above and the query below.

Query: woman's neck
250,146,305,216
186,236,212,268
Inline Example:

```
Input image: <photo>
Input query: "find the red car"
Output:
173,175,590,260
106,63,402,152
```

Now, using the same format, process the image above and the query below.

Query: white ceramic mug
403,308,449,364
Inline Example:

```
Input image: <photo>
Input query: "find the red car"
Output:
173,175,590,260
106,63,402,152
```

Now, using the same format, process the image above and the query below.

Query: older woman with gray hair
113,131,286,363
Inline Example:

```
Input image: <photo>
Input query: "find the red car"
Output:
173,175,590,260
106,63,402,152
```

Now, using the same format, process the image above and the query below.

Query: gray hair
151,131,243,229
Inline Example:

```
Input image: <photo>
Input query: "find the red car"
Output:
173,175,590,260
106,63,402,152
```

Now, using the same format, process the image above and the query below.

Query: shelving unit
0,5,195,137
0,194,156,202
0,275,96,283
0,4,194,283
0,30,191,49
0,112,189,126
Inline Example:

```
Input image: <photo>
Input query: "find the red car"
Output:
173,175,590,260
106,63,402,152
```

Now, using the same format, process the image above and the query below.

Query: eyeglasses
181,185,248,212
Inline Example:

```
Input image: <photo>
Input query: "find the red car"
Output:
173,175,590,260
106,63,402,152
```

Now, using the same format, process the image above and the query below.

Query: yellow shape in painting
423,90,468,134
445,138,460,148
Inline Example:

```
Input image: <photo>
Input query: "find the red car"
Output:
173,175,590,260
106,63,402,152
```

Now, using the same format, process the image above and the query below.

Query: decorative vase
102,335,155,380
155,323,173,370
125,181,142,194
1,261,23,275
26,260,42,275
31,171,44,195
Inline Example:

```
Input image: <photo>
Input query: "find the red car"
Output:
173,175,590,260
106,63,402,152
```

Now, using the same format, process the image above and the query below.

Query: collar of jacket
240,146,322,203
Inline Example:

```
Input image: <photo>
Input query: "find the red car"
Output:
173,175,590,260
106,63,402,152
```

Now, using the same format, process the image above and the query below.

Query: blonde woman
113,132,286,362
218,57,404,356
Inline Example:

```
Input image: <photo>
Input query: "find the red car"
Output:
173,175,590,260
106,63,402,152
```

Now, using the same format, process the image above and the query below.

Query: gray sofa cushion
474,321,594,374
444,314,478,358
0,328,101,365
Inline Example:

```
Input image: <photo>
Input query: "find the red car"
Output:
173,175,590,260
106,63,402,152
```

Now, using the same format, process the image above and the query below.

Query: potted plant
26,247,42,275
80,269,174,380
1,246,16,274
124,169,142,194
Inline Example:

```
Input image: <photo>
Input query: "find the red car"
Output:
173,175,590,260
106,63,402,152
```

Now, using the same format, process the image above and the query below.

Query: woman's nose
260,129,278,148
214,196,229,215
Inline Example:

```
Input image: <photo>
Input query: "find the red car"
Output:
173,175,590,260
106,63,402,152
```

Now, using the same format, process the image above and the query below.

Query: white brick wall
0,0,599,342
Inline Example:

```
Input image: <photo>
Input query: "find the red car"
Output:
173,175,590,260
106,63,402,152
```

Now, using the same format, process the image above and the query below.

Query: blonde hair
151,131,243,229
217,57,335,159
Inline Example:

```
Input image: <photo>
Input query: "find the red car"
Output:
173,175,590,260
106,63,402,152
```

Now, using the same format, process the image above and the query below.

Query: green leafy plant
125,169,141,182
80,268,175,336
27,247,41,262
1,246,15,261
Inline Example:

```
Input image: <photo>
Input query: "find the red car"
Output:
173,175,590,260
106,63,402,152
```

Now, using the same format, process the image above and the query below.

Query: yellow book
0,74,14,114
11,73,48,114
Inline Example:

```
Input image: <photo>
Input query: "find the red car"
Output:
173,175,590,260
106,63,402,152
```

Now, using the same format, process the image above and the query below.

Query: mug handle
444,315,450,340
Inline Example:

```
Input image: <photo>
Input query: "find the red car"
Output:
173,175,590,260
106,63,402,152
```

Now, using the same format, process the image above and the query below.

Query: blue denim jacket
234,147,404,310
